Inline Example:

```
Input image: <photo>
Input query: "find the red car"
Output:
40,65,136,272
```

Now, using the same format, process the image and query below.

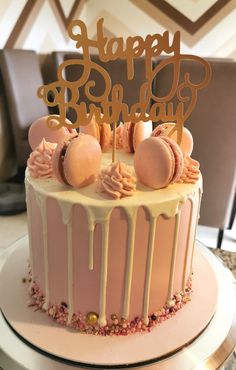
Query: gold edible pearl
86,312,98,325
183,296,191,303
166,299,176,308
175,294,182,302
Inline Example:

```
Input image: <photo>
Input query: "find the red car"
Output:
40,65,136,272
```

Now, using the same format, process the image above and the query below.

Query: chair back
152,57,236,229
0,49,48,167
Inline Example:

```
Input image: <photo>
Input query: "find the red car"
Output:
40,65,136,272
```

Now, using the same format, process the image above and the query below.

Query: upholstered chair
0,49,48,214
0,49,48,169
152,57,236,248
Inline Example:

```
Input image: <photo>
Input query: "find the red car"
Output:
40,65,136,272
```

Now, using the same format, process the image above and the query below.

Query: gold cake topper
38,18,211,146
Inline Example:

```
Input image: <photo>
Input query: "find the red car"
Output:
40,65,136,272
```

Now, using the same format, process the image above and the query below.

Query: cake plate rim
0,236,235,369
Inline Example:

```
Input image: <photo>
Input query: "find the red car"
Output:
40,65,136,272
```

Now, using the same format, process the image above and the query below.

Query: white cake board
0,238,218,368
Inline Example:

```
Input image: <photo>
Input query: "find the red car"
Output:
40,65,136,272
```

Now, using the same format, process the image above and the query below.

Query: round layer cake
25,150,202,335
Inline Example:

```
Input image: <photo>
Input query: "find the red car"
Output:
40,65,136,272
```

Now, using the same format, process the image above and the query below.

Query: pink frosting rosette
27,139,57,179
97,161,137,199
178,155,200,184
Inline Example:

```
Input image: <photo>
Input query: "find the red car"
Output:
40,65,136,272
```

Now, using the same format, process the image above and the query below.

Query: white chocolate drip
88,228,94,270
67,219,73,323
58,202,73,225
88,214,95,271
122,208,138,319
182,198,194,291
167,212,181,302
142,215,157,325
35,192,49,310
25,180,34,288
98,219,110,327
58,202,74,323
190,187,202,274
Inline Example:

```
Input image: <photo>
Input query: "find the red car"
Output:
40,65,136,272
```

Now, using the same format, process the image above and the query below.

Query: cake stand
0,235,235,370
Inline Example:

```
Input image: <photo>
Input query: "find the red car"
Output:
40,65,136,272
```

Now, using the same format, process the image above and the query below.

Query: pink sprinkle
26,272,192,336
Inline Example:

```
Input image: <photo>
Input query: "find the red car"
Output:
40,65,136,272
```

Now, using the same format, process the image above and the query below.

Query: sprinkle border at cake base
24,273,193,336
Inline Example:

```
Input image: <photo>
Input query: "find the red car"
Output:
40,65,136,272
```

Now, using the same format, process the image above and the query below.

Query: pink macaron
134,136,184,189
151,122,193,156
80,115,111,152
122,120,153,153
28,115,76,150
53,133,102,188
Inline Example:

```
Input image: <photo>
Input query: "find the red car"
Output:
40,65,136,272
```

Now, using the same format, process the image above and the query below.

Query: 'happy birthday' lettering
38,18,211,143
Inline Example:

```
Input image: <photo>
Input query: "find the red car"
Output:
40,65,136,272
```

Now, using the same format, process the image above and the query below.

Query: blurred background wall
1,0,236,58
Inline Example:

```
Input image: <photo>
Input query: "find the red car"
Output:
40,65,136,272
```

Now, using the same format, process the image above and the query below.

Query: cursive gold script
38,18,211,143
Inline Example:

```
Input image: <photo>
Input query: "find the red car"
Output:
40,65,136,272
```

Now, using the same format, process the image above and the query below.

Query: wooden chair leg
217,229,224,249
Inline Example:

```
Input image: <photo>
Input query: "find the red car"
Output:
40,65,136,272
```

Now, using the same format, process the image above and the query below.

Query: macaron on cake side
53,133,102,188
133,120,153,151
122,120,153,153
28,115,76,150
122,122,135,153
99,122,112,152
151,122,193,156
160,136,184,183
80,115,111,152
134,136,184,189
79,115,100,141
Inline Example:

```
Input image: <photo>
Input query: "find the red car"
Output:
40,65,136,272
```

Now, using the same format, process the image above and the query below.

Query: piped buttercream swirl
97,161,137,199
27,139,57,179
178,155,200,184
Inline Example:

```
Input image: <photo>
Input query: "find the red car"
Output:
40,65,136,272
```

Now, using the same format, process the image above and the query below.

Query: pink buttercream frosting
27,139,57,179
178,155,200,184
97,161,137,199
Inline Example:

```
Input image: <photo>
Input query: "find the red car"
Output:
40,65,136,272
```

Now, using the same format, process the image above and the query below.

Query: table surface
0,236,235,370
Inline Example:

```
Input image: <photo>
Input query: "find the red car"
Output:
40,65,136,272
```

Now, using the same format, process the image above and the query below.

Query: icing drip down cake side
25,150,202,335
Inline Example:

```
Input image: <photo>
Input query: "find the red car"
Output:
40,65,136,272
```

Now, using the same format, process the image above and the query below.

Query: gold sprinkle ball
166,299,176,308
175,294,182,302
86,312,98,325
183,296,191,303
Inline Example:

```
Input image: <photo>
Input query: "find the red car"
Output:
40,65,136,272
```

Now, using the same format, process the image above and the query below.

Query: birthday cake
25,116,202,336
24,19,210,336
